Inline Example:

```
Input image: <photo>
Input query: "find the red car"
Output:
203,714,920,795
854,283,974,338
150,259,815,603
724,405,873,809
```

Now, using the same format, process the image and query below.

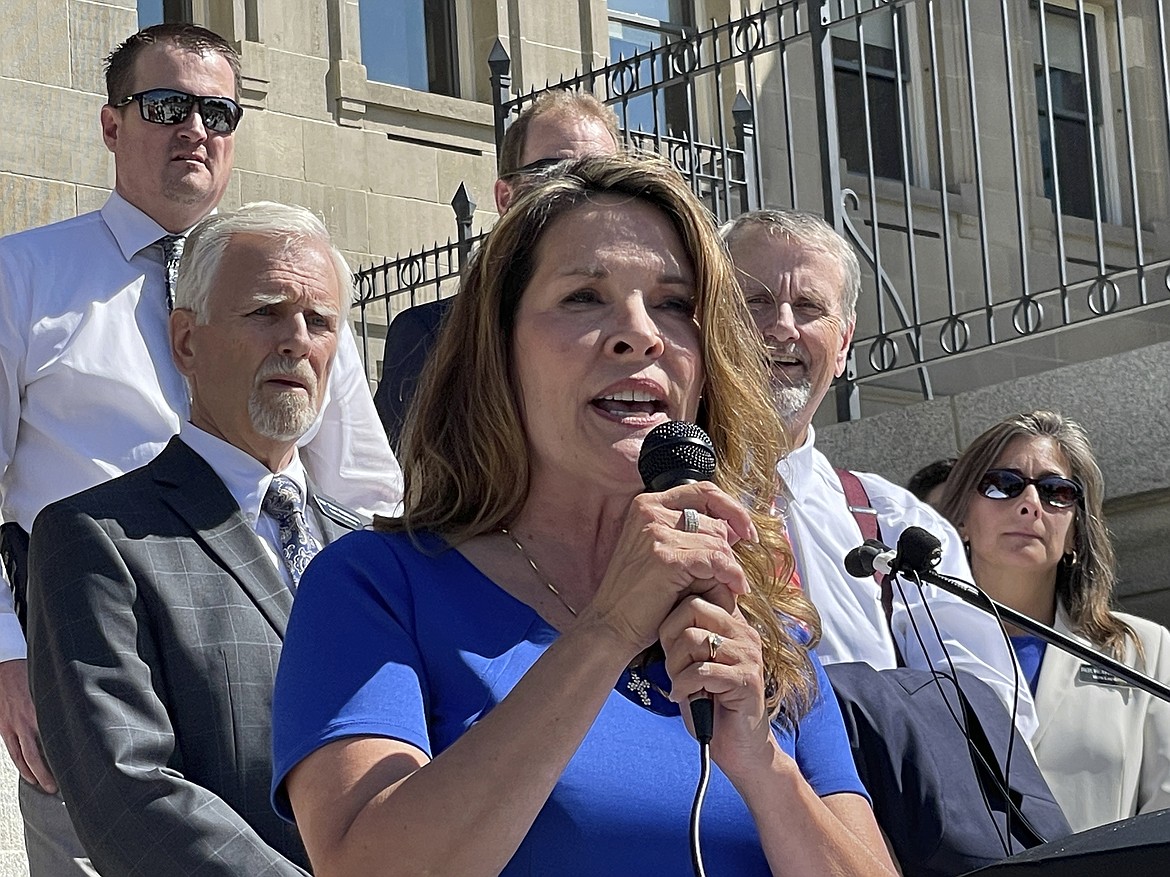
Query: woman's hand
582,482,758,659
659,595,778,780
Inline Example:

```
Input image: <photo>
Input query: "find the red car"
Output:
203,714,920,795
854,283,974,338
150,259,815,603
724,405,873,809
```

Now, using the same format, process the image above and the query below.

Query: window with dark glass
607,1,694,137
831,8,912,182
361,0,459,97
1032,4,1106,221
137,0,193,27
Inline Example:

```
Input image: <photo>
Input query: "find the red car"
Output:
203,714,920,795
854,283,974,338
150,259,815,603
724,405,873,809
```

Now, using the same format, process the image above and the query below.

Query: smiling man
25,202,366,877
0,24,400,876
721,210,1038,740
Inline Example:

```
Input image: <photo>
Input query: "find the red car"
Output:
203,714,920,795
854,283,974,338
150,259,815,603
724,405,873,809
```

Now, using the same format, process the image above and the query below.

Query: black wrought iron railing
350,184,483,379
353,0,1170,419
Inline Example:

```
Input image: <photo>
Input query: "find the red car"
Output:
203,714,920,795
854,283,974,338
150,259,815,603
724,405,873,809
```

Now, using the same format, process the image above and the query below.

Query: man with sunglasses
720,209,1038,741
372,90,620,449
0,23,402,875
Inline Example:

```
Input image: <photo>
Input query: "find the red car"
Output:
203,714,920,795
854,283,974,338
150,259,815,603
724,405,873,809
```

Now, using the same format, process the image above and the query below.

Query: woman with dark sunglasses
937,410,1170,831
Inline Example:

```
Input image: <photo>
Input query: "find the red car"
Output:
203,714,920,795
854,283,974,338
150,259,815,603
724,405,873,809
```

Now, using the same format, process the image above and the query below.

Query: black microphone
844,527,943,579
897,526,944,574
843,539,894,577
637,421,717,742
848,530,1170,704
638,420,717,490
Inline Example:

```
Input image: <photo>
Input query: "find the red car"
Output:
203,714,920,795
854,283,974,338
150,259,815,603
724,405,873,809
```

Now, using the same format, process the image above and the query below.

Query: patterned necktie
159,234,185,311
262,476,322,590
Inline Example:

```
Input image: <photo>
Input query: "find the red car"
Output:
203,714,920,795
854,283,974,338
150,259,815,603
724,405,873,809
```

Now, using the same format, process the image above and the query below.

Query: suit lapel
1032,606,1081,749
151,438,294,637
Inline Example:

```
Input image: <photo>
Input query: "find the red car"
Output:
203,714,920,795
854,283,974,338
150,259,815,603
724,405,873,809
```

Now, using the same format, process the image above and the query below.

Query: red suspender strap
833,468,894,630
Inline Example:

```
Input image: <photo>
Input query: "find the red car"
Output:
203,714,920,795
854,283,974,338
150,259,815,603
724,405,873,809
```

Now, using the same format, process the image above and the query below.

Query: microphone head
844,540,887,578
638,421,716,492
897,526,944,573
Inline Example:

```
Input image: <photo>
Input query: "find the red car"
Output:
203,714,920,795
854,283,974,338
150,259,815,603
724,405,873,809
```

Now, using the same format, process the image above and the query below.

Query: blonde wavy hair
383,153,820,722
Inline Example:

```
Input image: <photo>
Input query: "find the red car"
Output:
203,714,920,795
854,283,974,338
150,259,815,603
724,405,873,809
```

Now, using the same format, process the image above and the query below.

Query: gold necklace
500,527,578,617
501,528,669,707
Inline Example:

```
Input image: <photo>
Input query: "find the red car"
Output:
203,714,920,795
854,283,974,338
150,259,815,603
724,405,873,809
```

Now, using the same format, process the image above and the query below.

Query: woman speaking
270,154,894,876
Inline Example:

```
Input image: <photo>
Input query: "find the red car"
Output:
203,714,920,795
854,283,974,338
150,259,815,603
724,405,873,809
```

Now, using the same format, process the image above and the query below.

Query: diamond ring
708,632,724,661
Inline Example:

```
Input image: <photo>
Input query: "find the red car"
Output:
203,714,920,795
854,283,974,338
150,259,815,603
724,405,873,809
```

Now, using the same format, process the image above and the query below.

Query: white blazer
1031,605,1170,831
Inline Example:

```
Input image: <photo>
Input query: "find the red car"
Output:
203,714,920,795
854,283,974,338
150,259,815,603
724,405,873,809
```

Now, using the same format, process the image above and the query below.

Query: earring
1062,550,1079,568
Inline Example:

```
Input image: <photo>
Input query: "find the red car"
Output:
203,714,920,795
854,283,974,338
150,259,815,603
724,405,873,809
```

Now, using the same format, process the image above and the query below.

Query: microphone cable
918,567,1045,848
850,531,1046,852
689,697,715,877
892,569,1011,856
888,527,1028,835
893,566,1046,853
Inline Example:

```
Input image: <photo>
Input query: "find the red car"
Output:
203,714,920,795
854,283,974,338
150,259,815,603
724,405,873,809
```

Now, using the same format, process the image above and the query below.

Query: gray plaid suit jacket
26,437,359,876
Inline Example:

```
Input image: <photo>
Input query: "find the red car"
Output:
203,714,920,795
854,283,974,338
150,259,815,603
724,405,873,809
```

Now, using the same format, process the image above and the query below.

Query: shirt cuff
0,610,27,662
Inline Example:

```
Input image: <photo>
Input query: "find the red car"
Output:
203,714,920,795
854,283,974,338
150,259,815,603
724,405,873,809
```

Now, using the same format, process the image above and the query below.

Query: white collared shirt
0,192,402,660
781,426,1039,740
179,422,319,591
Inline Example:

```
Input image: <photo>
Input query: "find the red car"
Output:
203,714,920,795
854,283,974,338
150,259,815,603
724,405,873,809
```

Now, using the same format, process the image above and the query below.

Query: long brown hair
384,152,820,722
938,410,1138,660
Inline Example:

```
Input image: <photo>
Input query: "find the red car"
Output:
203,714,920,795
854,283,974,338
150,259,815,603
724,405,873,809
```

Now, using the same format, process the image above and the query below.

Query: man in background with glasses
719,209,1038,738
719,211,1079,871
373,90,620,450
0,23,401,875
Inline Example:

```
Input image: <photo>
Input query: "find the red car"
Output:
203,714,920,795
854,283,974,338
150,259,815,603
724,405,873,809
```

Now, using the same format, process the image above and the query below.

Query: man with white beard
25,202,363,875
721,210,1038,739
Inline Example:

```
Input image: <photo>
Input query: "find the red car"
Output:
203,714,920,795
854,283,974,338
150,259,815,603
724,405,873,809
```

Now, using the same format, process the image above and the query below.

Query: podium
964,809,1170,875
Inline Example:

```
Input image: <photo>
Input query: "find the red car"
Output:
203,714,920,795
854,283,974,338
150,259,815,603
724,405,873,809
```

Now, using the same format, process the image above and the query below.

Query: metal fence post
732,90,760,213
808,0,860,422
488,39,512,158
451,183,477,271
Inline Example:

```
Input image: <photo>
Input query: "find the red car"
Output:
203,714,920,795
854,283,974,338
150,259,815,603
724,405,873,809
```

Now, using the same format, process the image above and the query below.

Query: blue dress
272,530,866,875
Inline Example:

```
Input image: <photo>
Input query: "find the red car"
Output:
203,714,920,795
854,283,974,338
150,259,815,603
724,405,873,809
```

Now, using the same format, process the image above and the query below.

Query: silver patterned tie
159,234,185,311
262,476,322,590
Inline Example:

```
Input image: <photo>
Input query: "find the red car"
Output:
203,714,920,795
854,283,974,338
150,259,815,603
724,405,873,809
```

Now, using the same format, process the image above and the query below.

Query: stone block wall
2,1,619,384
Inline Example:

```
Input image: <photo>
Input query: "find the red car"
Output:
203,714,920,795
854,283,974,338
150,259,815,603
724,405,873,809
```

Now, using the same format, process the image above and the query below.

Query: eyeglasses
503,157,567,179
977,468,1083,509
113,88,243,134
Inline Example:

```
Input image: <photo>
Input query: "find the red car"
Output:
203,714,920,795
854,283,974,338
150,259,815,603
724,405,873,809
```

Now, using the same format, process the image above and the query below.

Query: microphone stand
905,566,1170,704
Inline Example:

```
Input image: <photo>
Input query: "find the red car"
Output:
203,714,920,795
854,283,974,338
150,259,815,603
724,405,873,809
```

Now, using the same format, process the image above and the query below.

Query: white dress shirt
0,191,402,660
780,426,1038,739
179,422,320,592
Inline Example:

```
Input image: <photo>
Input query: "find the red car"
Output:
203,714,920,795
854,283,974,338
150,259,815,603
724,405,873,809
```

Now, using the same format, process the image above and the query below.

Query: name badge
1077,664,1129,688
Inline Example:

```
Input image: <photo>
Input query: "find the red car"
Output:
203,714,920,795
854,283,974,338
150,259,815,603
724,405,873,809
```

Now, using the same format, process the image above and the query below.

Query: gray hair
719,209,861,323
175,201,354,322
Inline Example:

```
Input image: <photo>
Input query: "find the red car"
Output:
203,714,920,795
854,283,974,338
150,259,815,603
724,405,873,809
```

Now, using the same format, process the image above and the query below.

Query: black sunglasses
113,88,243,134
977,468,1083,509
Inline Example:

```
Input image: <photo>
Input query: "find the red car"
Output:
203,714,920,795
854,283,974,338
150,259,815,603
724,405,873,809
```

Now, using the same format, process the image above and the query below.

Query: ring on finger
708,632,724,661
681,508,700,533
